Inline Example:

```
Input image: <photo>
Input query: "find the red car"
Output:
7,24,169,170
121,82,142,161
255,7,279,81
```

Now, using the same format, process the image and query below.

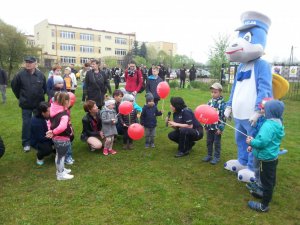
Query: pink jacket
47,102,70,141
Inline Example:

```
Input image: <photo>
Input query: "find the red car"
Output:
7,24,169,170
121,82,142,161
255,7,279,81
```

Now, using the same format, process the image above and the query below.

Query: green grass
0,86,300,225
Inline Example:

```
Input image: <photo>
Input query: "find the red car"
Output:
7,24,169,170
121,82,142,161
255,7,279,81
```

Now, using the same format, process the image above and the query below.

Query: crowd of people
0,56,286,212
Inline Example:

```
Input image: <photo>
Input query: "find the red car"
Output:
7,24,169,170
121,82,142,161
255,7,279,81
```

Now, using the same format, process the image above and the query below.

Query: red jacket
124,69,143,92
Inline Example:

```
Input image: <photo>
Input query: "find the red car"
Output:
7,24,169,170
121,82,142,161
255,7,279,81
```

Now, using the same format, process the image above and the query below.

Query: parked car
169,70,177,79
196,69,211,78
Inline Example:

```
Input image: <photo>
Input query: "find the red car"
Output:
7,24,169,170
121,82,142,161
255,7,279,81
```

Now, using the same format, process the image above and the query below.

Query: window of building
51,29,55,37
105,47,112,51
80,33,94,41
98,35,101,42
105,35,112,40
115,48,127,56
80,45,94,53
115,37,127,45
80,57,91,64
60,44,76,51
117,60,124,65
36,32,39,40
60,31,75,39
60,56,76,64
52,43,55,50
98,47,101,54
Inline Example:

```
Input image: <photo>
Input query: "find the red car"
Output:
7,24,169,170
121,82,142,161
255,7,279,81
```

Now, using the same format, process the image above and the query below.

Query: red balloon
157,81,170,99
68,92,76,107
128,123,144,140
119,101,133,115
194,105,219,125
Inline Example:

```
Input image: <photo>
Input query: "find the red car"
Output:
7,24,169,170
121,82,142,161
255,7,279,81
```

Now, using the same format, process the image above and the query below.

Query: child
202,83,226,165
48,75,66,101
100,98,118,155
30,102,54,165
146,66,163,105
63,67,77,93
46,92,74,180
118,94,138,150
141,93,163,148
246,100,285,212
113,89,124,135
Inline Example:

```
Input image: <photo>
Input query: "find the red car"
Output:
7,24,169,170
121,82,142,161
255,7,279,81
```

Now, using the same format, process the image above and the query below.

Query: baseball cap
210,82,223,91
24,56,37,63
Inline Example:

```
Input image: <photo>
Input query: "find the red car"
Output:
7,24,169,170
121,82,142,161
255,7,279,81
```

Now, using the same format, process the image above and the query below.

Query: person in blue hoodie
140,93,163,148
246,100,285,212
146,66,163,106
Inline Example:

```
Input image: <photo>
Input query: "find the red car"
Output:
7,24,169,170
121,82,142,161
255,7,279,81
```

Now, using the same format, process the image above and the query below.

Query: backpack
50,111,74,141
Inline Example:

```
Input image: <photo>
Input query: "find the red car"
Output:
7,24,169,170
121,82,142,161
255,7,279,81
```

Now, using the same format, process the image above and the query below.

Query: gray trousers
53,140,70,173
0,85,6,103
145,127,156,145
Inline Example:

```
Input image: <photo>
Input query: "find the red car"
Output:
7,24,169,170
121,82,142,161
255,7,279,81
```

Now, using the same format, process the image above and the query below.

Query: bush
169,80,179,88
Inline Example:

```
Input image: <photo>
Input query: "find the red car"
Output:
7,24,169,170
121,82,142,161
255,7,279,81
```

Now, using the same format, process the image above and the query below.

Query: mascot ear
272,74,289,99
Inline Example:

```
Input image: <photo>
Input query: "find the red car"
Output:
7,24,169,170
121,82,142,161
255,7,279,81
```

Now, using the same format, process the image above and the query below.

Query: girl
46,92,74,180
101,98,118,155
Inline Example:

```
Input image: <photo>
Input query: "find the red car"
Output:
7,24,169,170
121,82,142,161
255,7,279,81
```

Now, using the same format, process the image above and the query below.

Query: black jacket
30,115,52,148
0,68,8,85
11,69,46,109
81,112,102,141
140,105,162,128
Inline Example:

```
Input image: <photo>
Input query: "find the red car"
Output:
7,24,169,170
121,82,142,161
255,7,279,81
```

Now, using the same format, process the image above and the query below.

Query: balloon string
219,120,248,137
161,99,165,119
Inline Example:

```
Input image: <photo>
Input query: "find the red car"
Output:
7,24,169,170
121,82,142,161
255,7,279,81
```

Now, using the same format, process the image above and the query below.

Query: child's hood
50,102,66,117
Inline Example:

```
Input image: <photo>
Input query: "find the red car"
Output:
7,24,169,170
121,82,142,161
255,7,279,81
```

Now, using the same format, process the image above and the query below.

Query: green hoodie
250,120,285,160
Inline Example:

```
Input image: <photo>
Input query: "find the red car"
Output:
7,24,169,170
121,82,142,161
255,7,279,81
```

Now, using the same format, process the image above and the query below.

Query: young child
118,94,138,150
246,100,285,212
202,83,226,165
100,98,118,155
113,89,124,135
46,92,74,181
146,66,163,105
140,93,163,148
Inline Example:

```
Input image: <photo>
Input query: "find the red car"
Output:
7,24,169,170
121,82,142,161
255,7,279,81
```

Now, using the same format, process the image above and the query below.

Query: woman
81,100,103,151
167,97,203,157
30,101,54,165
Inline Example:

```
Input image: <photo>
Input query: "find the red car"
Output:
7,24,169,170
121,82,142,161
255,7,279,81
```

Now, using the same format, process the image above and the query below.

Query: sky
1,0,300,64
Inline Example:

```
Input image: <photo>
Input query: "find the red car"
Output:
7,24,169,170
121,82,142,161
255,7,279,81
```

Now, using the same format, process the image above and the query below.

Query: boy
202,83,226,165
246,100,285,212
146,66,163,105
140,93,163,148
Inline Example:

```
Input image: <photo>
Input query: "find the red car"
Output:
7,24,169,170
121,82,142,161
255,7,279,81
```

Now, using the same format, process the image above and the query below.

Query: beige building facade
145,41,177,56
34,20,136,67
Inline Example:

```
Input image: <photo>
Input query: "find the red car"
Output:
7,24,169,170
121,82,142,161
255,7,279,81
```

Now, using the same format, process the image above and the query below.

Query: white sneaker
56,168,72,176
23,146,30,152
57,172,74,181
36,158,44,166
64,158,74,165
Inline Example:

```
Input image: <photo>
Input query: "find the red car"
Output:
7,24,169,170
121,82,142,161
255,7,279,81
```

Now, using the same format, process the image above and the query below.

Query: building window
52,43,55,50
115,48,127,56
115,37,127,45
98,35,101,42
80,45,94,53
51,29,55,37
80,57,91,64
98,47,101,54
60,44,76,51
60,31,75,39
80,33,94,41
105,47,112,51
36,32,39,40
105,35,112,40
60,56,76,64
117,60,124,65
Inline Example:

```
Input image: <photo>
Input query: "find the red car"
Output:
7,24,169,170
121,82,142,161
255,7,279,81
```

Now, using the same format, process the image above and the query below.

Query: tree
208,34,230,79
139,42,147,58
132,40,139,56
103,56,118,68
133,56,146,67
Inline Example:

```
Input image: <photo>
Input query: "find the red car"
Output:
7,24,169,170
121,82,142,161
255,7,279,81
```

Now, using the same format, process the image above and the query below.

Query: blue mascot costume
224,11,273,182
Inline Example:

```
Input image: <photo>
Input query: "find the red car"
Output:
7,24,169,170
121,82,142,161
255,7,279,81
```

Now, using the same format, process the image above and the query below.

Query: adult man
0,67,8,104
11,56,47,152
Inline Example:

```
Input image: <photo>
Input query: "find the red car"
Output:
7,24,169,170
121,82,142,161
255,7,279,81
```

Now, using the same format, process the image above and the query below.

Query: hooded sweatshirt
250,100,285,160
47,102,71,141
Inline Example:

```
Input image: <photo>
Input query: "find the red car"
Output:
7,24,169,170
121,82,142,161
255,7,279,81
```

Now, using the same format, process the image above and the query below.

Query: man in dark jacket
11,56,47,152
0,67,8,104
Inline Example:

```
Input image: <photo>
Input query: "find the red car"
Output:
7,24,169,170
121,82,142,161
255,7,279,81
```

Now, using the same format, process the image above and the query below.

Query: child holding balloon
202,83,226,165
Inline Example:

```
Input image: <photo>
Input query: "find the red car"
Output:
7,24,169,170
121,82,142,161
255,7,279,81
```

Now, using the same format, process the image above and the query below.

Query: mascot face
226,11,271,64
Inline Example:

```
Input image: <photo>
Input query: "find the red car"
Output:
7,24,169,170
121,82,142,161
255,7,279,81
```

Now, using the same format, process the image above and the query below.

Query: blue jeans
22,109,33,147
65,143,73,160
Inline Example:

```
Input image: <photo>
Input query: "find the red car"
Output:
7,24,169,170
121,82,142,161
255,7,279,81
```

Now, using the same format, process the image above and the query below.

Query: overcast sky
1,0,299,64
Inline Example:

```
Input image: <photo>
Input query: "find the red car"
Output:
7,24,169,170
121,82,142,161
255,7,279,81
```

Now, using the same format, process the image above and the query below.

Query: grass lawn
0,85,299,225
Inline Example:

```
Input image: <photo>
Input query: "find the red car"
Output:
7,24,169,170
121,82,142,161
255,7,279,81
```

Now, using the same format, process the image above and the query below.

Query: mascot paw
224,159,247,172
238,169,255,183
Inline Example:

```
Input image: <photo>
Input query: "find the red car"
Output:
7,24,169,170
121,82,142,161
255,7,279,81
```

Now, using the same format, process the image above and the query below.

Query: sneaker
145,144,150,148
248,201,269,212
57,172,74,181
23,146,30,152
151,143,155,148
109,149,117,155
210,158,220,165
65,158,74,165
250,189,263,199
103,148,109,156
36,158,44,166
246,182,262,191
128,144,133,150
202,155,212,162
56,168,72,176
175,151,189,158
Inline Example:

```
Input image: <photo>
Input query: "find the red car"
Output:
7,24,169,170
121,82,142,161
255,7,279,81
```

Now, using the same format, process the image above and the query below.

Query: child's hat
145,93,154,103
122,94,135,102
53,75,64,85
105,98,115,107
210,82,223,91
264,100,285,120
